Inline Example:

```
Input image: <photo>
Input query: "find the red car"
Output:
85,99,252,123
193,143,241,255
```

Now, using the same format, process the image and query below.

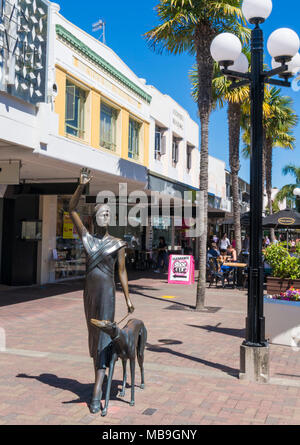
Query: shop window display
55,198,144,278
55,197,93,280
109,218,143,271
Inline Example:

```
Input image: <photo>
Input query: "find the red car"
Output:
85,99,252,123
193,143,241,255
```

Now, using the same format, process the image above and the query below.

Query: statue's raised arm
69,168,93,239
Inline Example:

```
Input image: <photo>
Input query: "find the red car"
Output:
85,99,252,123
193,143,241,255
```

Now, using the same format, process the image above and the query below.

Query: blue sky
58,0,300,189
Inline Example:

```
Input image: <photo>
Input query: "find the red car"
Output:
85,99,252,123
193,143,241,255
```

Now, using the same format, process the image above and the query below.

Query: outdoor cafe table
222,262,248,288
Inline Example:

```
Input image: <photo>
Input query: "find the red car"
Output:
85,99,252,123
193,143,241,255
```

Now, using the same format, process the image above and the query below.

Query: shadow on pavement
127,286,195,310
186,324,246,339
16,373,132,406
275,373,300,379
0,271,166,308
146,342,239,378
0,280,85,308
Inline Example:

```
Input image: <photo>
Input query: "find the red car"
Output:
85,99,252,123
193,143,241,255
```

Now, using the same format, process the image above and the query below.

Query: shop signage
278,217,296,226
152,216,171,229
168,255,195,285
73,58,141,109
63,212,78,239
172,109,184,131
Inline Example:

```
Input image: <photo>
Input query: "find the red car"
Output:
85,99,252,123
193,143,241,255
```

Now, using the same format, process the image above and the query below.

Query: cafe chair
221,265,235,287
208,257,225,288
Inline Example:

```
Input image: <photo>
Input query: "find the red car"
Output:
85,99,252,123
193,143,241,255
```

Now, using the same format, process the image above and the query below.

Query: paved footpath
0,272,300,425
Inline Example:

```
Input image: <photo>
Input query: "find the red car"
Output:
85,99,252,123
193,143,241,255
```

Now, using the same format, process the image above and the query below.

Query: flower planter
264,297,300,348
266,277,300,295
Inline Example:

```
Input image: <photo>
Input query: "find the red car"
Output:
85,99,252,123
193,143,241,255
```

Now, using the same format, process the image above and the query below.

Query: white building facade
146,85,200,253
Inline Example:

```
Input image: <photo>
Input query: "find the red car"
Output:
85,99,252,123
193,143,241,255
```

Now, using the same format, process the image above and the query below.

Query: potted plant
264,287,300,347
264,243,300,294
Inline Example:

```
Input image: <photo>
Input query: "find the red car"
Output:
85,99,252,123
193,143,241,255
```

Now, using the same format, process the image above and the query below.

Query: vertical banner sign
168,255,195,285
63,212,74,239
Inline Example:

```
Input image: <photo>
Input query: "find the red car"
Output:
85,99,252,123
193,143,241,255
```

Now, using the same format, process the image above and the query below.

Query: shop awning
148,171,199,202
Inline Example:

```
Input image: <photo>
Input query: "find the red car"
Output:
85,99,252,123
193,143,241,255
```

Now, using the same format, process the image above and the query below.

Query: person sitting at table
219,250,229,264
207,243,220,259
227,245,237,262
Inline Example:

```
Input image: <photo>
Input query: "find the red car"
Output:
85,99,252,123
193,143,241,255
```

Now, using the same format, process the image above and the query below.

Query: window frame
65,79,87,140
154,126,162,160
100,101,119,152
128,117,141,160
172,137,179,164
186,145,193,170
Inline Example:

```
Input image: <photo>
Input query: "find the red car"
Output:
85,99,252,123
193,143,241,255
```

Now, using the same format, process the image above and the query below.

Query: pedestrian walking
154,237,168,273
219,233,230,253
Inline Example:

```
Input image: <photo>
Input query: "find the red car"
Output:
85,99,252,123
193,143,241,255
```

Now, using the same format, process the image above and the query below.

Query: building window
155,126,162,160
187,145,193,170
128,118,140,160
100,102,118,151
172,137,179,164
155,126,167,160
65,80,86,139
226,183,232,199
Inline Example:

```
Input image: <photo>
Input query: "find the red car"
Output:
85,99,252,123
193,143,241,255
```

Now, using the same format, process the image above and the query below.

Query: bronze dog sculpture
90,318,147,417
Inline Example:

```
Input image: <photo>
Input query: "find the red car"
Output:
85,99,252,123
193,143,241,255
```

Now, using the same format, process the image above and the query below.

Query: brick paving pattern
0,272,300,425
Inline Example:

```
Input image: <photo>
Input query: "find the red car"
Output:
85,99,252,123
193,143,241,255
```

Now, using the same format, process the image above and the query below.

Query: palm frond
274,184,298,204
282,164,300,181
145,0,249,55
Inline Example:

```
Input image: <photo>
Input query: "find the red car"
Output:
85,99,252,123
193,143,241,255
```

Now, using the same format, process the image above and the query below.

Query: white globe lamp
293,188,300,197
268,28,300,63
242,0,273,24
230,53,249,73
210,33,242,68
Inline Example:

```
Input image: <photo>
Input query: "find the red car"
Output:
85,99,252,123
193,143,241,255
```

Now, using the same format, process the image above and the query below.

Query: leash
116,312,130,326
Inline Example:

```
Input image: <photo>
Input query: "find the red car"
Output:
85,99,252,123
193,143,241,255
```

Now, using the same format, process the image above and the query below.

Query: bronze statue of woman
69,168,135,414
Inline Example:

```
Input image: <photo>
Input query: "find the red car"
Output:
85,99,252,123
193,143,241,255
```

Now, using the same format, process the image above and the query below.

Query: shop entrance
1,195,40,285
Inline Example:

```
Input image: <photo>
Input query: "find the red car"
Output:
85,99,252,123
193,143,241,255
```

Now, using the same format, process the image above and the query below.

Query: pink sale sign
168,255,195,285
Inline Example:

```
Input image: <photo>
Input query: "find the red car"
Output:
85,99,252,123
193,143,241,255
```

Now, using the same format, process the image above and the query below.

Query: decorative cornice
56,25,152,104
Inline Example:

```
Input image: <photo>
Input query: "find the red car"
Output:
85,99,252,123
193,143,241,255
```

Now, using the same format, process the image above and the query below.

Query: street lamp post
210,0,300,382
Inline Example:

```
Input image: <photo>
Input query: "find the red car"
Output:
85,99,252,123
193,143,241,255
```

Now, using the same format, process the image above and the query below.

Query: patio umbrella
262,208,300,248
262,208,300,229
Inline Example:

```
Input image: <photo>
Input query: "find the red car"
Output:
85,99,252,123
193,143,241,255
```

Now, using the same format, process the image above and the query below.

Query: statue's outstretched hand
80,168,93,185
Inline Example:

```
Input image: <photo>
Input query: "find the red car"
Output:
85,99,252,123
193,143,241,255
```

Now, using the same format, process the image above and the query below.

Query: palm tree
264,91,297,231
145,0,248,310
242,88,297,240
275,164,300,211
190,58,250,256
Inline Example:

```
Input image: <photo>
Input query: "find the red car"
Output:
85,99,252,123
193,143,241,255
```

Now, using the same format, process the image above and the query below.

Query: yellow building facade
54,23,151,171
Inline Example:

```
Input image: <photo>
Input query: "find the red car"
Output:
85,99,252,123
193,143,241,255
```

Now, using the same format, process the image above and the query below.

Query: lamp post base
239,344,269,383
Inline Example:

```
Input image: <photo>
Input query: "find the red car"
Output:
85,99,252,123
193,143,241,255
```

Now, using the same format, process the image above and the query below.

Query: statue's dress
82,231,127,369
